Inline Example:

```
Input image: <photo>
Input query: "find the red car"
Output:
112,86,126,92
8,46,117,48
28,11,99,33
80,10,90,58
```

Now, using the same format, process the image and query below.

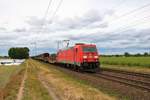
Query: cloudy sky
0,0,150,55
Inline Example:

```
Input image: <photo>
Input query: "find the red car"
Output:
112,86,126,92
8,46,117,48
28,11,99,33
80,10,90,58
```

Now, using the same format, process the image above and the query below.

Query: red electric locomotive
56,43,100,72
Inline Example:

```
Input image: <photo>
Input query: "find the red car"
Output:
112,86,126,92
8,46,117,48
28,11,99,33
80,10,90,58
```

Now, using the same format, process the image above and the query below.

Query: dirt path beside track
22,60,52,100
38,74,62,100
16,62,28,100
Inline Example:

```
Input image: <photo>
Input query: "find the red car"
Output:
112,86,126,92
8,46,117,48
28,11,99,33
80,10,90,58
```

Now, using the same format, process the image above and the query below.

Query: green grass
0,62,26,100
23,60,52,100
0,66,18,88
0,64,25,89
100,57,150,68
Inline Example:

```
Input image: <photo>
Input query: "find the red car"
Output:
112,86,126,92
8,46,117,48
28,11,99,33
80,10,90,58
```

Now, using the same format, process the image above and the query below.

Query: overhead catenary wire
94,10,150,35
34,0,63,54
35,0,63,35
33,0,53,55
38,0,53,33
109,18,150,36
117,2,150,18
38,0,63,32
96,17,150,41
44,0,53,20
107,2,150,24
86,14,150,43
108,14,150,33
49,0,63,23
97,2,150,35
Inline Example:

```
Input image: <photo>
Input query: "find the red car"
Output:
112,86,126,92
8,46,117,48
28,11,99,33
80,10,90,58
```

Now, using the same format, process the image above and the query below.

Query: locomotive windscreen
83,47,97,52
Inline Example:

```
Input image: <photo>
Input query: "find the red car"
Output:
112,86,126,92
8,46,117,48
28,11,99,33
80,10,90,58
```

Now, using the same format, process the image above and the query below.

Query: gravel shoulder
16,61,28,100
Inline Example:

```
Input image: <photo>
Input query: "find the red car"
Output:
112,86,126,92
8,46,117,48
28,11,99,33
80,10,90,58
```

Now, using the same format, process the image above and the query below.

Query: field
0,59,116,100
100,57,150,68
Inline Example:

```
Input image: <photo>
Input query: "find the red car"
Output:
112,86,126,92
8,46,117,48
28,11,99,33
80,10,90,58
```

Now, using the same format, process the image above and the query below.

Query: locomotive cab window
83,47,97,52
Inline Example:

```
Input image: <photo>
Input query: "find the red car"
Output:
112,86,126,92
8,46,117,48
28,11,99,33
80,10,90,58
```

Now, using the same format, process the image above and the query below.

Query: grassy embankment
0,62,26,100
23,60,52,100
100,57,150,73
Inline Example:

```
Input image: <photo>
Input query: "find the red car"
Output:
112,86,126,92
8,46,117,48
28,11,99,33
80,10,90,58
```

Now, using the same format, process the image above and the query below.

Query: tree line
8,47,30,59
101,52,150,57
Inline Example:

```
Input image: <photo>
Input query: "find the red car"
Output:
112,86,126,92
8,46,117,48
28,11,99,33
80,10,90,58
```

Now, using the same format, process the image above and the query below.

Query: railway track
51,63,150,91
102,68,150,78
39,60,150,91
93,68,150,91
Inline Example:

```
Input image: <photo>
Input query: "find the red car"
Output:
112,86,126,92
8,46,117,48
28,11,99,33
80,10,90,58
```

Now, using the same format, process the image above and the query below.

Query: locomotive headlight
94,56,98,59
83,56,87,59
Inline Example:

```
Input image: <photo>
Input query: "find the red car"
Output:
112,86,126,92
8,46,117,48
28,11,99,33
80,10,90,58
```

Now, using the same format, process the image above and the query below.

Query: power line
39,0,53,32
102,1,150,35
34,0,53,55
49,0,63,23
109,14,150,33
38,0,63,32
41,0,64,53
108,2,150,24
44,0,53,20
96,2,150,36
106,17,150,37
87,15,150,42
118,3,150,18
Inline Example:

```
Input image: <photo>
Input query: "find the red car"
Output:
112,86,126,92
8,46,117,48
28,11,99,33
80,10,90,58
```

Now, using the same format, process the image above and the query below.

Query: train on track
33,43,100,72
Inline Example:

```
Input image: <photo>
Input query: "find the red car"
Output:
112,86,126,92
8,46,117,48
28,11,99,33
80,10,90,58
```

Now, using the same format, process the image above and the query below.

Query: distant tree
124,52,130,57
8,47,30,59
115,55,120,57
144,52,148,56
135,53,141,57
